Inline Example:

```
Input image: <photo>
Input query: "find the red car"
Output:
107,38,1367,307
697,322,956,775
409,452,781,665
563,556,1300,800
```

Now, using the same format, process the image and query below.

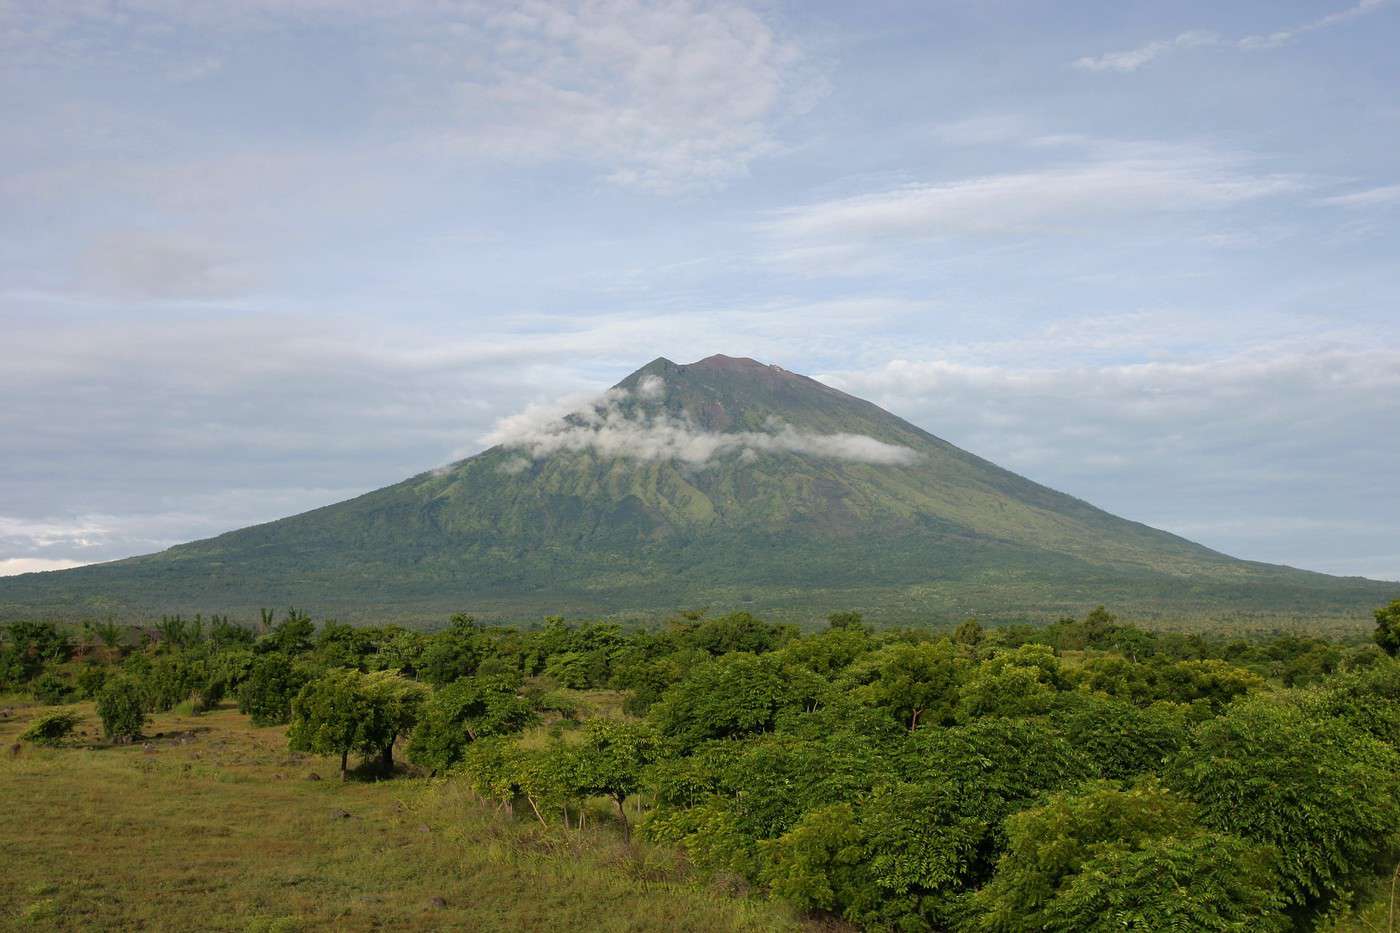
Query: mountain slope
1,355,1393,624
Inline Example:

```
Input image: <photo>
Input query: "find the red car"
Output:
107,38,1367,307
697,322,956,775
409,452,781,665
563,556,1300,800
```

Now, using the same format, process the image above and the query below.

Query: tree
569,720,658,843
287,669,427,779
419,614,485,686
97,675,148,742
258,608,316,655
846,640,962,730
1166,697,1400,922
238,653,308,726
971,781,1286,932
407,674,536,774
952,618,985,648
1375,599,1400,657
648,653,794,750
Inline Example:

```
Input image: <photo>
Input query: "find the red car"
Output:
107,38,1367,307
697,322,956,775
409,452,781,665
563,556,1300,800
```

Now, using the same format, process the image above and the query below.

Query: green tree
258,608,316,655
419,614,485,686
649,653,794,750
953,618,985,648
569,720,658,843
971,781,1286,932
1166,697,1400,922
1375,599,1400,657
97,675,148,742
238,653,308,726
407,674,537,774
846,640,962,730
287,669,427,779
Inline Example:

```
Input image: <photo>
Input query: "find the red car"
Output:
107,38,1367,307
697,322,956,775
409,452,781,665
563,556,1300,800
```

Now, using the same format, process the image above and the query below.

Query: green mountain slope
1,355,1393,624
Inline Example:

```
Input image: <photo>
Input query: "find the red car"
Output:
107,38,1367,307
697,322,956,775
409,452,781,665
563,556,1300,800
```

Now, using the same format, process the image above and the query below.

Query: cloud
761,143,1302,244
1238,0,1391,49
0,558,90,577
79,233,252,300
818,340,1400,580
1075,0,1392,71
1,0,815,194
1074,31,1219,73
483,384,919,466
1318,184,1400,207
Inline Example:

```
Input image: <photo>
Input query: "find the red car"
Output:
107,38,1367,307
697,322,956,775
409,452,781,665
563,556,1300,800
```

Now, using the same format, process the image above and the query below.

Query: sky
1,0,1397,583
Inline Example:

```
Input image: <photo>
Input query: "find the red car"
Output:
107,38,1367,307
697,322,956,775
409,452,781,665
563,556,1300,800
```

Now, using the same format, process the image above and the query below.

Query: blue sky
2,0,1397,584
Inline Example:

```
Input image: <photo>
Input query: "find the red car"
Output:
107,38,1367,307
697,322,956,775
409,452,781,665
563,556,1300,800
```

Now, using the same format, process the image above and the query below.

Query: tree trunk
526,794,547,827
380,742,394,773
615,796,631,845
340,748,349,781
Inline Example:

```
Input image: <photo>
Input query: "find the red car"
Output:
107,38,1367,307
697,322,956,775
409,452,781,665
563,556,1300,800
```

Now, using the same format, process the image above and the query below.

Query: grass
0,699,812,932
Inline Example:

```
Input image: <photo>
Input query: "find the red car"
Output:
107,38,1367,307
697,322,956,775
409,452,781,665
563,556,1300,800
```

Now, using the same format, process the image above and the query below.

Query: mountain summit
2,355,1391,623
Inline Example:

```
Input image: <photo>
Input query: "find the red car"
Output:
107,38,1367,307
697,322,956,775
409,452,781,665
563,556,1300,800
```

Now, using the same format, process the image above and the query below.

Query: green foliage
568,720,659,841
1375,599,1400,657
21,710,81,745
30,670,75,704
238,653,308,726
407,674,536,774
971,781,1287,932
648,653,798,750
419,615,485,686
97,675,149,741
288,669,428,776
144,654,206,712
953,617,985,647
258,609,315,655
75,664,108,699
845,639,962,729
1052,693,1189,780
1165,697,1400,922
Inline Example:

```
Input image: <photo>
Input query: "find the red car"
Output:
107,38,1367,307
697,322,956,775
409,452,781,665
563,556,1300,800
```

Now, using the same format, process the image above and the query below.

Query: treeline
5,602,1400,930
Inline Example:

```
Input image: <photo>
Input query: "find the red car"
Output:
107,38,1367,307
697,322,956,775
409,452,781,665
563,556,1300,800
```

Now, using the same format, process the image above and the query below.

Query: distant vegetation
3,601,1399,930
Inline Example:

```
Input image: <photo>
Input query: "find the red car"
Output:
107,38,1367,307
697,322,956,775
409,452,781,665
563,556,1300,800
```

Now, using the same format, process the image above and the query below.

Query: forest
4,602,1400,931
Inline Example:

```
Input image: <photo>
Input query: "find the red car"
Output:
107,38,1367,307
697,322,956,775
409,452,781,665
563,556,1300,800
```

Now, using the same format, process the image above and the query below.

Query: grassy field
0,698,812,932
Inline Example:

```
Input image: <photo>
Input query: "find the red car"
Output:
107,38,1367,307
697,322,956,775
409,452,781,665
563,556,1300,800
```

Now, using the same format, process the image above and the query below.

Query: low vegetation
2,601,1399,930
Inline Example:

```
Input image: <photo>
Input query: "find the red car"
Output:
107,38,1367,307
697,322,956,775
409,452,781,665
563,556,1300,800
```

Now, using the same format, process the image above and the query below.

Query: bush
970,781,1286,932
1166,697,1400,922
97,675,149,742
21,710,81,745
407,674,536,774
76,664,108,699
238,653,308,726
30,670,75,705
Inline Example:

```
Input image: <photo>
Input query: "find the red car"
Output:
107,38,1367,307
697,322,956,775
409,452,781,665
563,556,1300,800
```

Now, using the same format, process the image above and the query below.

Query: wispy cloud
1074,31,1219,73
483,380,919,466
761,142,1303,247
1318,184,1400,207
0,0,815,194
1075,0,1393,72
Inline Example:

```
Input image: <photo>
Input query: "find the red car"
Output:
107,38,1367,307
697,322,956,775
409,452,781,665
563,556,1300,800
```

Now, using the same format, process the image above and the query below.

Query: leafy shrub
1166,697,1400,922
970,781,1286,931
30,670,75,705
238,653,308,726
407,674,536,774
97,675,149,742
75,664,108,699
21,710,81,745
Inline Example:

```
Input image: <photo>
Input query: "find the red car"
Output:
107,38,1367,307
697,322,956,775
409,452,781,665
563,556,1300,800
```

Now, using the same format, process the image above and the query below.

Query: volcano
1,355,1392,624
